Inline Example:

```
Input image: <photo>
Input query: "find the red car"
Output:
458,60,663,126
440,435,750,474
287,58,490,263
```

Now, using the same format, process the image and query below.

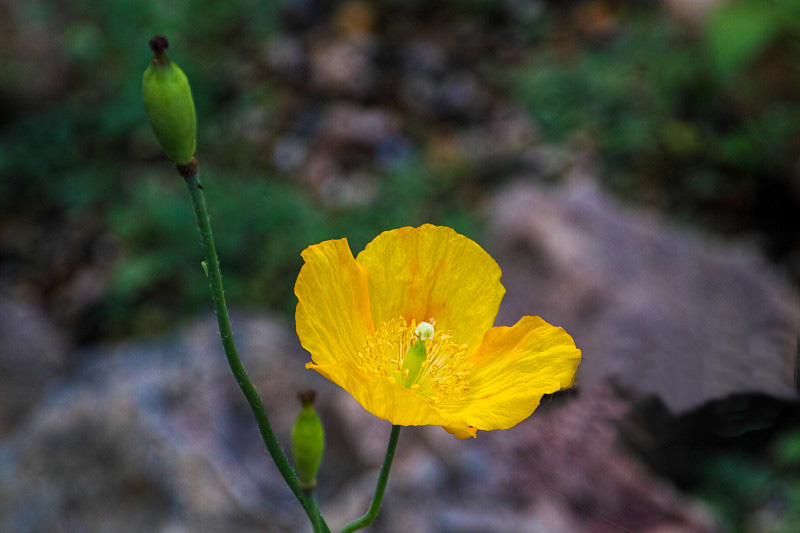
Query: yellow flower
294,224,581,439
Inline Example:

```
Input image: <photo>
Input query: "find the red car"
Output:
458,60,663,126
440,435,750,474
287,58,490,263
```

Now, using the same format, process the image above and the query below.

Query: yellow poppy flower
294,224,581,438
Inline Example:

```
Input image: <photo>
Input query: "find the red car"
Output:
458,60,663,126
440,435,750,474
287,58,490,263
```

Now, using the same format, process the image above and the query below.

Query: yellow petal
355,225,504,349
442,316,581,431
307,361,475,436
295,238,374,367
443,425,478,439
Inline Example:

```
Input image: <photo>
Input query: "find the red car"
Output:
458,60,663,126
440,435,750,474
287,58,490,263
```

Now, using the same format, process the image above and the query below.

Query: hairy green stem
340,425,402,533
181,164,329,532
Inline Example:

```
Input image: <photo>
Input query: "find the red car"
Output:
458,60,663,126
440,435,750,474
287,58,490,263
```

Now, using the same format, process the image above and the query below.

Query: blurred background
2,0,800,531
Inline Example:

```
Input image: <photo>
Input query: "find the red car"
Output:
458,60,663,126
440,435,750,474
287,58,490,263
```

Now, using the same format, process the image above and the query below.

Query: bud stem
182,165,329,532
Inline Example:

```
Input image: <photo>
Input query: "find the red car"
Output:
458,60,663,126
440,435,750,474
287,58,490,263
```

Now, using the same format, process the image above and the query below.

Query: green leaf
704,0,785,79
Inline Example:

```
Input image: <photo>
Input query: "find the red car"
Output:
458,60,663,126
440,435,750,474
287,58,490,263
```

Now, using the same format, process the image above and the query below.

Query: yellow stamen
356,316,471,403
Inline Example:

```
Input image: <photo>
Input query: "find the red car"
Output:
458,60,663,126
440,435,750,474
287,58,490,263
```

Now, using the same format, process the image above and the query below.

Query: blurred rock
272,135,310,173
0,312,331,533
435,70,490,121
458,105,538,161
400,68,490,121
489,384,719,533
290,103,402,207
0,0,71,114
299,152,380,209
317,103,400,150
521,143,571,181
318,171,379,208
569,0,621,39
398,72,439,116
0,296,66,435
334,0,376,38
401,39,447,76
664,0,728,27
309,37,378,99
0,308,722,532
488,177,800,413
302,151,343,191
366,385,720,532
0,213,116,344
428,104,540,178
264,36,308,85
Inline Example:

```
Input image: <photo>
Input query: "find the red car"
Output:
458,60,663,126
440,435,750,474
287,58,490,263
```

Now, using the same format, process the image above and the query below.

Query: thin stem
181,164,329,532
340,425,402,533
306,491,324,533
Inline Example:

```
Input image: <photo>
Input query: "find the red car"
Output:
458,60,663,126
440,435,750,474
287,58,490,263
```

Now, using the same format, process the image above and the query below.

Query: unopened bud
142,35,197,165
291,390,325,491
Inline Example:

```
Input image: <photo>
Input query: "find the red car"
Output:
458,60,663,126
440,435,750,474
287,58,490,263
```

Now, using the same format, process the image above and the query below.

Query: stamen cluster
357,316,471,404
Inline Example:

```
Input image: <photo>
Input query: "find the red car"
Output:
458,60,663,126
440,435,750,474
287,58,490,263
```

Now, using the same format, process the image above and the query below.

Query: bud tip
297,389,317,406
149,35,169,54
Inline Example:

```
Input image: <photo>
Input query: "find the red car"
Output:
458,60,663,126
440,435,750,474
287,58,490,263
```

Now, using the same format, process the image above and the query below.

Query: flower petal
441,316,581,432
355,225,504,349
443,425,478,439
295,238,373,367
307,361,476,437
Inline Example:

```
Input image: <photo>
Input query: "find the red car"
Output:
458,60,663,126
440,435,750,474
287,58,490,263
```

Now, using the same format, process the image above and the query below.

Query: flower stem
180,162,329,532
340,425,402,533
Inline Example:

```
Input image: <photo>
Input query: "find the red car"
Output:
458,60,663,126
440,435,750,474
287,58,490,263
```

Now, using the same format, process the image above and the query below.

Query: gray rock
0,308,719,532
487,177,799,413
488,384,719,533
264,36,307,84
0,313,319,533
308,37,378,100
0,296,66,435
317,104,400,150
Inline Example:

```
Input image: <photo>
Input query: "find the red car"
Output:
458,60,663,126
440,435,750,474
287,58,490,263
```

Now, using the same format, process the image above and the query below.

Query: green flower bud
291,390,325,491
142,35,197,165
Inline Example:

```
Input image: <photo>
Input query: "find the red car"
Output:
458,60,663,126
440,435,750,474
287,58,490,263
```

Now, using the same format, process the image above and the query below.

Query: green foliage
0,0,279,213
705,0,800,79
698,454,773,532
6,0,798,342
0,0,280,337
510,9,800,227
775,428,800,467
696,429,800,532
106,158,476,336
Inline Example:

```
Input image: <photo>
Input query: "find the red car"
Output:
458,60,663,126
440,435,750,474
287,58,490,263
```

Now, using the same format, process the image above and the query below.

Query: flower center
356,316,472,404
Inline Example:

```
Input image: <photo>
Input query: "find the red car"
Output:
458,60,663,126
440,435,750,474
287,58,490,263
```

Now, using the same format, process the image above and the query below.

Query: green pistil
402,339,427,388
